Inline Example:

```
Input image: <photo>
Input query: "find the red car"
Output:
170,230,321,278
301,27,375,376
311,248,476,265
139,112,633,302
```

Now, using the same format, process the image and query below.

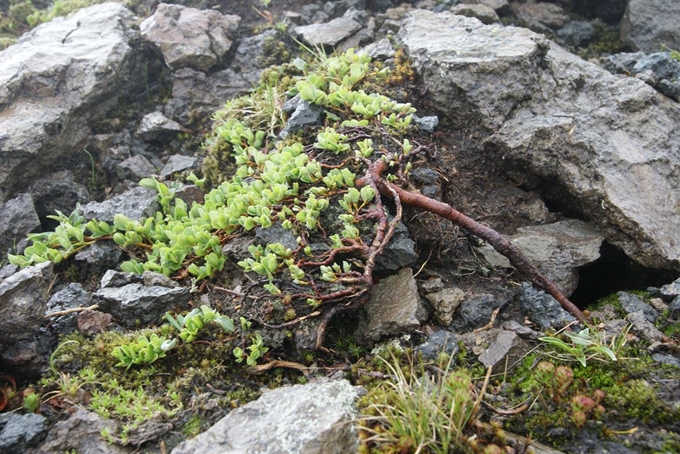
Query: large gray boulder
171,379,362,454
0,3,150,202
398,11,680,271
620,0,680,53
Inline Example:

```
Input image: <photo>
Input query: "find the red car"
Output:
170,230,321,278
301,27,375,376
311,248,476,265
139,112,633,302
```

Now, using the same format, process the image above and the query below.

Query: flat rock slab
620,0,680,53
398,10,680,271
0,3,145,202
81,186,159,223
171,379,361,454
94,283,190,327
294,11,362,47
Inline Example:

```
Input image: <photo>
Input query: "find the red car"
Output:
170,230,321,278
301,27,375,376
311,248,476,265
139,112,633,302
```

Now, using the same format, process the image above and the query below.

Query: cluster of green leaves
539,324,629,367
165,305,235,342
111,333,176,370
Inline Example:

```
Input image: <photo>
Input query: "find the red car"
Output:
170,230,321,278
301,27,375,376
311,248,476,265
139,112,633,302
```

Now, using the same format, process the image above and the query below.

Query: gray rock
626,311,665,343
81,186,159,223
28,170,90,222
669,296,680,319
160,155,197,179
502,320,540,340
510,1,570,32
620,0,680,53
651,353,680,368
0,413,48,453
425,286,465,326
164,67,252,125
0,3,148,202
660,277,680,300
517,283,576,330
171,379,361,454
140,3,240,71
375,221,417,271
361,38,396,60
279,100,324,138
142,271,179,288
136,111,183,142
420,276,444,293
450,4,499,24
94,282,190,327
656,79,680,101
294,9,363,47
416,330,459,361
26,408,128,454
617,291,659,323
413,115,439,133
476,220,603,295
116,154,157,182
0,193,40,256
556,21,596,47
74,240,124,275
468,0,509,14
632,52,680,81
477,329,531,373
0,262,53,344
603,52,646,74
45,283,92,334
449,293,503,332
359,268,428,342
255,222,299,252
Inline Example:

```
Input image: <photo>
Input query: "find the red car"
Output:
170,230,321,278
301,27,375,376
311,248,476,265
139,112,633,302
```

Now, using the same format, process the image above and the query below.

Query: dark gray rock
603,52,646,74
660,278,680,301
140,3,240,71
375,221,417,271
0,193,40,256
74,240,124,275
0,3,150,202
26,408,128,454
94,283,191,327
669,296,680,319
142,271,179,288
171,378,362,454
0,413,48,453
617,291,659,323
424,286,465,326
359,268,428,342
620,0,680,53
28,170,90,222
255,222,299,252
0,262,53,344
556,21,596,47
45,283,92,334
416,330,459,361
656,78,680,101
136,111,183,142
651,353,680,368
81,186,159,223
413,115,439,133
632,52,680,81
477,329,531,373
116,154,157,182
449,293,503,332
626,311,665,343
510,1,570,32
476,220,603,295
517,283,576,330
279,100,324,138
410,166,440,185
160,155,197,179
100,269,143,288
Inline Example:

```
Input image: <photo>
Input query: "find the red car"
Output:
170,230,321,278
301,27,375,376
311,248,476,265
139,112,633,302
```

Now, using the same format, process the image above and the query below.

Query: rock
660,277,680,300
468,0,509,14
620,0,680,53
375,221,417,271
0,3,149,202
413,115,439,133
450,4,499,24
140,3,240,71
74,240,124,275
359,268,428,342
77,310,114,335
136,111,184,142
651,352,680,368
81,186,159,223
171,379,362,454
94,283,191,327
510,1,570,32
603,52,646,74
476,219,603,295
669,297,680,319
279,100,324,138
617,291,659,323
416,330,459,361
449,293,503,333
294,9,363,47
255,222,299,252
160,155,197,179
420,276,444,293
477,329,531,373
143,271,179,288
28,170,90,223
45,283,92,334
626,311,665,343
0,413,48,453
361,38,395,60
0,262,53,344
517,283,576,330
0,193,40,256
630,52,680,100
425,286,465,326
116,154,157,182
556,21,596,47
26,408,128,454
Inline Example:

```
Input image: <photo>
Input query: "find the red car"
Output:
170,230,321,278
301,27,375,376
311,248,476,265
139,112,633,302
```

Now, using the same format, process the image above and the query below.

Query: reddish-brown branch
366,160,585,322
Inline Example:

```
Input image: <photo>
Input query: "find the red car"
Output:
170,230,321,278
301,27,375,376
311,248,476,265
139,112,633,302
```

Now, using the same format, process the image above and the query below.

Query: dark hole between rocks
570,241,679,308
